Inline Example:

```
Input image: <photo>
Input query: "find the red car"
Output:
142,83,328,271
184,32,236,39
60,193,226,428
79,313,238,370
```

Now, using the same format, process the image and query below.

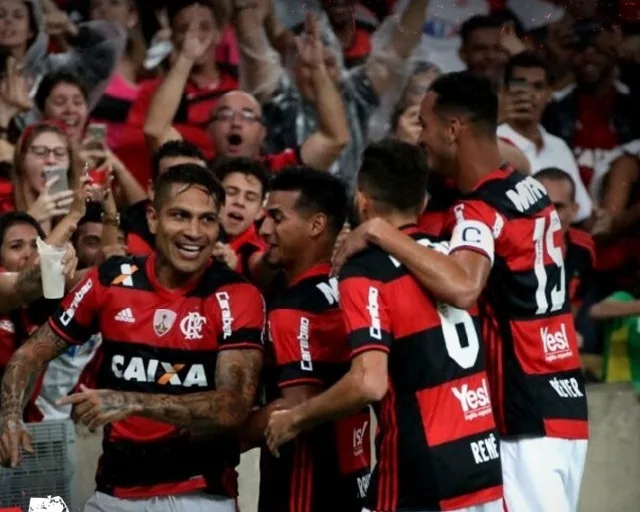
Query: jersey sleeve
213,282,265,351
448,200,498,265
339,260,392,357
48,269,102,345
268,309,324,389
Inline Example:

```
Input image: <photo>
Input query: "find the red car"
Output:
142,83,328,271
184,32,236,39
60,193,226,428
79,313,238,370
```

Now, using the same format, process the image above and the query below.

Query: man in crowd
498,51,592,224
266,140,503,512
144,11,350,175
332,72,588,512
241,166,371,511
0,166,265,512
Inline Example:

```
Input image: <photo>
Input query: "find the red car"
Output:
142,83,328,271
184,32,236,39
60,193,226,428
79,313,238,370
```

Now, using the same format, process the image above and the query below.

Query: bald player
144,18,350,173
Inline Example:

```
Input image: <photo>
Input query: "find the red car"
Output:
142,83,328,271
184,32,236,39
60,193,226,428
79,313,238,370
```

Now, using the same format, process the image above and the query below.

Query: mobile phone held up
87,123,107,146
44,166,69,195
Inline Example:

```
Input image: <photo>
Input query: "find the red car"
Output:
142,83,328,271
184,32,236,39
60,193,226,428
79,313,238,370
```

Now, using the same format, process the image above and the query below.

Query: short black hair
358,139,429,215
429,71,498,134
0,211,45,247
212,157,269,198
35,69,89,112
270,166,348,235
153,163,225,211
504,51,551,87
460,14,500,46
535,167,576,202
72,203,103,245
151,140,207,183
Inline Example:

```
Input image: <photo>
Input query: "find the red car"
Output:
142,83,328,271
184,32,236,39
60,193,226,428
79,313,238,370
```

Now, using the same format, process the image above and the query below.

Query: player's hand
212,242,239,270
0,415,33,468
331,218,386,276
57,385,139,431
265,409,300,457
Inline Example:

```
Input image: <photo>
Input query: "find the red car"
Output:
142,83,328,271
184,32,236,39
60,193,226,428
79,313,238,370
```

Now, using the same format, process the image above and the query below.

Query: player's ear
147,205,158,235
310,212,328,238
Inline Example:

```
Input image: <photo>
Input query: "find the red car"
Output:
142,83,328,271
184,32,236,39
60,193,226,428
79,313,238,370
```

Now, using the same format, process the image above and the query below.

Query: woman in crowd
0,0,126,131
10,121,79,233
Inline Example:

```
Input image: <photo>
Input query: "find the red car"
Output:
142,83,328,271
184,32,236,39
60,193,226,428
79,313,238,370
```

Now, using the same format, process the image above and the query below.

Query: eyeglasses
211,107,262,124
29,145,68,158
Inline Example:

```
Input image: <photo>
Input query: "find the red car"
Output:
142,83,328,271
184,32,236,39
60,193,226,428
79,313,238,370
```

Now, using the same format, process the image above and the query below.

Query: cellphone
87,123,107,145
88,167,107,185
44,166,69,196
508,78,530,92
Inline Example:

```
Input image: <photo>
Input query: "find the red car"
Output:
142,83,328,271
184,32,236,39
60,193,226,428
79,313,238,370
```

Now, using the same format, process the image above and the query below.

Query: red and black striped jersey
446,167,589,440
339,227,503,512
228,224,266,280
565,227,595,307
260,263,371,512
48,254,265,499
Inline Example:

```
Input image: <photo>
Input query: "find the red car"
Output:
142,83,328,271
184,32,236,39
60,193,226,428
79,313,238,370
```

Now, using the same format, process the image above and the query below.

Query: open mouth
175,242,205,260
227,211,244,222
62,117,81,131
227,133,243,152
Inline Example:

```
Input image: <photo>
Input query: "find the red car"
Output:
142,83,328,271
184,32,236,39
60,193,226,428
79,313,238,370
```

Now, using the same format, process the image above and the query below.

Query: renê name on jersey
452,378,492,421
541,323,573,362
111,355,208,387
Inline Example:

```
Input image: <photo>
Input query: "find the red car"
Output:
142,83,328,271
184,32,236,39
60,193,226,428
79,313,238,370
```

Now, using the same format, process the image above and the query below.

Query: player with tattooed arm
0,165,265,512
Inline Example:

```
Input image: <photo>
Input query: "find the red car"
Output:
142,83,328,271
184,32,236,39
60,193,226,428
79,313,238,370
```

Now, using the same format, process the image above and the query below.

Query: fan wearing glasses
143,9,350,175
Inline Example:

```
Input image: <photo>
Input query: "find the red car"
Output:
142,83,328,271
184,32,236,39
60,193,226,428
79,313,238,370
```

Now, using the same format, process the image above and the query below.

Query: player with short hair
333,72,588,512
242,166,371,511
266,140,503,512
0,165,265,512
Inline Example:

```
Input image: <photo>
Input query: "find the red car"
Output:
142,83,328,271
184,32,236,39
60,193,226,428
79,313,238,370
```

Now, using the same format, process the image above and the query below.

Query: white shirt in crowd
497,123,593,222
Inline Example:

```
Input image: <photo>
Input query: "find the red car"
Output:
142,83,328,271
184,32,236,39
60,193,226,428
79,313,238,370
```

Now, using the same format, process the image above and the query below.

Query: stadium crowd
0,0,639,510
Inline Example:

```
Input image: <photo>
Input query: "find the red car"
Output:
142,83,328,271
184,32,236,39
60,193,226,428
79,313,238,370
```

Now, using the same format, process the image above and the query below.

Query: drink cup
36,237,67,299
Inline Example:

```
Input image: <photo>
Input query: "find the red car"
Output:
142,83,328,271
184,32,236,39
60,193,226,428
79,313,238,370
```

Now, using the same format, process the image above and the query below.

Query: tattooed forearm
128,349,263,434
0,324,69,420
14,265,43,308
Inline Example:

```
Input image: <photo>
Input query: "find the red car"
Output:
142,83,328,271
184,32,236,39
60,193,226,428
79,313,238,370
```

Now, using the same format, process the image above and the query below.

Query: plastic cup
36,237,67,299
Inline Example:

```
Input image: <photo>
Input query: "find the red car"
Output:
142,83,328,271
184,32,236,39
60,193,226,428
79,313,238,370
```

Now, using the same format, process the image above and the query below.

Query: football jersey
48,254,265,499
339,227,503,512
447,167,589,440
260,263,371,512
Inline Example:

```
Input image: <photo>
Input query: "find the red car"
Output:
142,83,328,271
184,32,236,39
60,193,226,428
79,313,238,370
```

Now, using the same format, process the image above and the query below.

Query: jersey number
438,306,480,369
532,211,566,315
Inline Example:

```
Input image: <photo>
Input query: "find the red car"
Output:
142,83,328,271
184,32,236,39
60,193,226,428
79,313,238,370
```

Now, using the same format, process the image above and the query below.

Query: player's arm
240,309,324,449
338,214,493,310
61,283,266,434
266,271,390,453
590,295,640,319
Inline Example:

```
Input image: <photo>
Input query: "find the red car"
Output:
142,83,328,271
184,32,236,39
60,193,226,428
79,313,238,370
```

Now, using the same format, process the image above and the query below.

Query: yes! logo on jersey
540,323,573,363
452,378,492,421
111,354,208,387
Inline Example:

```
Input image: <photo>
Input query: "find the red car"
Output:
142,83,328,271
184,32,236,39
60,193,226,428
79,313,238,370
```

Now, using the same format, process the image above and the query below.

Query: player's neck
374,212,418,230
456,139,504,194
286,247,333,284
154,255,206,290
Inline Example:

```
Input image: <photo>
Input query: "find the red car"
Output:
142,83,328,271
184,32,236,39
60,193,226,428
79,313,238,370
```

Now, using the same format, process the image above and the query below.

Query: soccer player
266,140,503,512
241,167,371,511
333,73,588,512
0,165,265,512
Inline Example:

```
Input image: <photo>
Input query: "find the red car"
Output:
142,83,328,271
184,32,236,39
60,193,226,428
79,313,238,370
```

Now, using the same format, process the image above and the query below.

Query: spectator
145,13,349,175
87,0,147,152
73,202,124,269
0,0,127,132
9,121,78,234
498,51,593,223
234,0,428,189
34,68,89,144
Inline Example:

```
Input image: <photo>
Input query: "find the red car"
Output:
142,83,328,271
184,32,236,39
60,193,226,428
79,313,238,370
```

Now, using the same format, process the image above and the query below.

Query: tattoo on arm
1,324,70,420
14,265,43,308
133,349,264,434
